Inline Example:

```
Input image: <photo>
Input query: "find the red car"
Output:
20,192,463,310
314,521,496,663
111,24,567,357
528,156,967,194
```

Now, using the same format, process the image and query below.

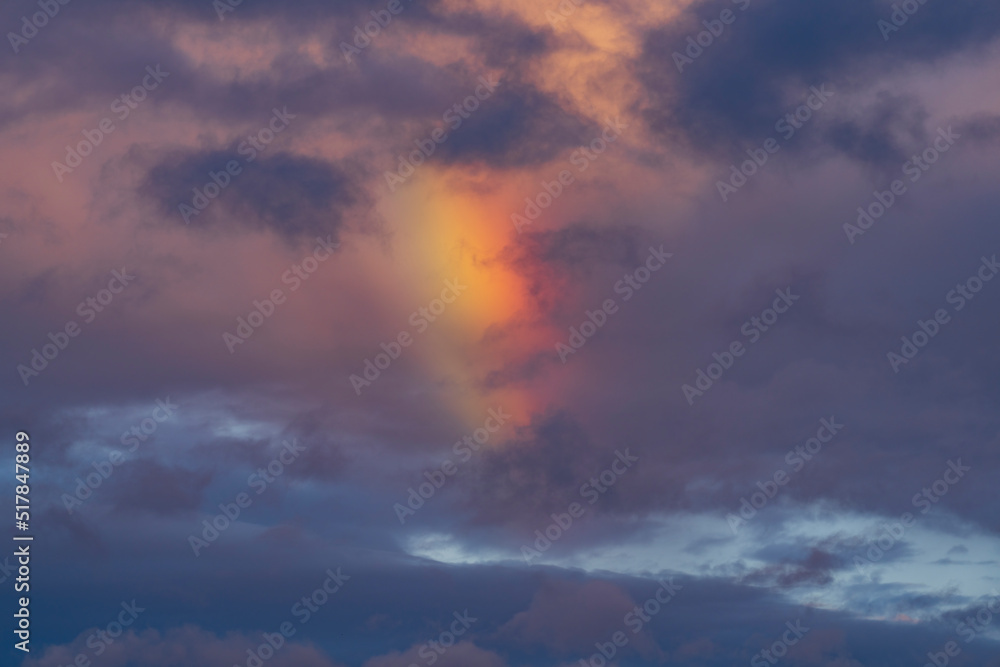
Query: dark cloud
635,0,1000,161
497,222,649,319
957,113,1000,142
495,579,652,657
142,149,367,241
460,410,621,527
435,81,595,168
740,548,839,588
21,625,345,667
411,6,552,69
823,91,930,171
507,223,646,276
105,460,213,515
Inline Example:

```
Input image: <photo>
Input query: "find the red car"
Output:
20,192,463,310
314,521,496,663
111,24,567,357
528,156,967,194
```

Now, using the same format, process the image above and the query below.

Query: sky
2,0,1000,665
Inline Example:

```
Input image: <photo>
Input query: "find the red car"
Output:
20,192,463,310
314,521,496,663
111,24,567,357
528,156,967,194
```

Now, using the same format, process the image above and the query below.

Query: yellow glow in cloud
381,171,539,424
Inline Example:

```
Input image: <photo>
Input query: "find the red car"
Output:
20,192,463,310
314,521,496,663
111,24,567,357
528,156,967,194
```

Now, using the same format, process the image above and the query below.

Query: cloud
104,459,213,515
22,625,344,667
635,0,1000,161
434,80,596,168
4,0,1000,665
363,641,507,667
460,410,620,527
141,149,368,241
495,579,639,655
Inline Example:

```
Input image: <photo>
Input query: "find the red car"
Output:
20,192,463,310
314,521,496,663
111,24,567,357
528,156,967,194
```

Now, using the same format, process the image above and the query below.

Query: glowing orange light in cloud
381,169,553,427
